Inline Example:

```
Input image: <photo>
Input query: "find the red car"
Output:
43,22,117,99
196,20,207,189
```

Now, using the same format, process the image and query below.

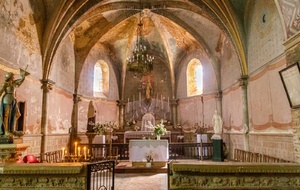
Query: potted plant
145,150,155,167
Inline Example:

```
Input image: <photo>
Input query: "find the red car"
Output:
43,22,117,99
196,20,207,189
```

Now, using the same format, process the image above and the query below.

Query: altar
124,131,171,143
129,140,169,166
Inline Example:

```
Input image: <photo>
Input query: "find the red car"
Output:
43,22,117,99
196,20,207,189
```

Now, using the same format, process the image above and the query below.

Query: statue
145,81,152,100
87,101,96,132
141,112,155,131
0,69,29,138
211,110,223,139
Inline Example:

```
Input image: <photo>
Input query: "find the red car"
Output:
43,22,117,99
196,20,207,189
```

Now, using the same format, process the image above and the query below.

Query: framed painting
279,62,300,108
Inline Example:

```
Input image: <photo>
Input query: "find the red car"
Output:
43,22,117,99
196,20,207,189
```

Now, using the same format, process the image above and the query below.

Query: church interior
1,0,300,189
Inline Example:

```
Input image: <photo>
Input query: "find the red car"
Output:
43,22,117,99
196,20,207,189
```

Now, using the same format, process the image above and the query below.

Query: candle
139,92,141,106
62,147,65,158
161,94,163,109
84,146,87,160
167,97,170,112
74,142,77,156
127,98,129,112
78,147,81,156
133,94,135,110
88,149,90,156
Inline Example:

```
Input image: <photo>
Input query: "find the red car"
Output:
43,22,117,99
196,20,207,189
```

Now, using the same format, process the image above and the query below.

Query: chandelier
127,3,154,77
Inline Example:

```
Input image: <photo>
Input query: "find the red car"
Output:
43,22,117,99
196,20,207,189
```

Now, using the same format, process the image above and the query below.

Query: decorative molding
169,162,300,189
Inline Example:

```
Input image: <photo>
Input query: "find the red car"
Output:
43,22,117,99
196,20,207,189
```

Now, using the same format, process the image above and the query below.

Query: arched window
187,59,203,96
93,60,109,97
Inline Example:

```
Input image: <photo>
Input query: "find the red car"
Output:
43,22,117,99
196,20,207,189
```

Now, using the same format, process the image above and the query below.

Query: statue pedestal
212,139,224,162
0,143,29,163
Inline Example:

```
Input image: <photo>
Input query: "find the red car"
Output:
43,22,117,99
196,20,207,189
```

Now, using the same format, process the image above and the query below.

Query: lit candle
62,147,65,158
74,142,77,156
78,147,81,156
84,146,87,160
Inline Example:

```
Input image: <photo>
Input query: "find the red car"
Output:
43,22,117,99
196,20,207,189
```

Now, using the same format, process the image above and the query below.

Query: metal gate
87,160,115,190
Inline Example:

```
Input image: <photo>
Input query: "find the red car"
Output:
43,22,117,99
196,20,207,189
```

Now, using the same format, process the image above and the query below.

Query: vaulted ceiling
41,0,248,82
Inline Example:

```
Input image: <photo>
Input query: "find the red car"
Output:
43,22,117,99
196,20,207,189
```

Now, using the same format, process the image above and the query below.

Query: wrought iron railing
169,143,213,160
81,142,214,161
86,160,115,190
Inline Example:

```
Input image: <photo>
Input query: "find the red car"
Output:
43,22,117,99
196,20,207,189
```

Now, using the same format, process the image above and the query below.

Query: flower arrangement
145,150,155,162
147,120,167,136
91,121,119,135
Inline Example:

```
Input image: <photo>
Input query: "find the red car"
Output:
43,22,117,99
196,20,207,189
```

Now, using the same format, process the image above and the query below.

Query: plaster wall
178,94,216,133
47,87,73,135
247,0,285,73
0,0,43,78
50,36,75,93
78,45,119,100
248,59,292,133
220,39,242,90
77,99,118,133
222,85,243,133
176,50,217,99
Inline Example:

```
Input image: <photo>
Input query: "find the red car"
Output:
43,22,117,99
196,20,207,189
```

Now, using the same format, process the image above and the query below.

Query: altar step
115,161,167,173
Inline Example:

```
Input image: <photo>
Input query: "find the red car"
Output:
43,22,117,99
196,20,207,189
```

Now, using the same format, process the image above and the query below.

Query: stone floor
115,173,167,190
114,161,168,190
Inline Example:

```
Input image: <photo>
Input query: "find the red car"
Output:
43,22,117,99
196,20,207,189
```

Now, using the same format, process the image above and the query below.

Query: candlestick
133,94,135,110
127,98,129,112
161,94,163,110
156,93,158,107
167,97,170,112
84,146,87,160
139,92,141,107
74,142,77,156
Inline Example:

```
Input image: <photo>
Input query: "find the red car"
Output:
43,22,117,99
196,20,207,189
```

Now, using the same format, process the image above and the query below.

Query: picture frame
279,62,300,108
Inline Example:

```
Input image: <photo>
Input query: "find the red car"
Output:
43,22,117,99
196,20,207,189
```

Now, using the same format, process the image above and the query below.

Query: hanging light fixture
127,0,154,77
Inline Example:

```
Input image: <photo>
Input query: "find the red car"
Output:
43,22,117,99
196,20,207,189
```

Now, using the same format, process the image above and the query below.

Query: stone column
40,79,55,154
216,92,222,116
170,98,179,128
117,100,126,129
240,75,250,151
69,93,81,154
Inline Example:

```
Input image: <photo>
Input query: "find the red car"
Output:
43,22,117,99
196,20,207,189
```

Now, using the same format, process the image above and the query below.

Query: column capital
117,100,127,107
73,93,82,103
170,98,179,106
40,79,55,92
215,91,222,99
239,75,249,87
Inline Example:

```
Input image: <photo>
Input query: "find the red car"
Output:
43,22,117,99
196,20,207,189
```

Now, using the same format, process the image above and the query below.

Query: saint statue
141,112,155,131
0,69,29,137
87,101,96,132
145,81,152,100
211,110,223,139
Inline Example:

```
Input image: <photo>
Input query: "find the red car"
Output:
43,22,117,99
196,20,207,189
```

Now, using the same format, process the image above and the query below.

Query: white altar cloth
129,140,169,162
124,131,171,143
